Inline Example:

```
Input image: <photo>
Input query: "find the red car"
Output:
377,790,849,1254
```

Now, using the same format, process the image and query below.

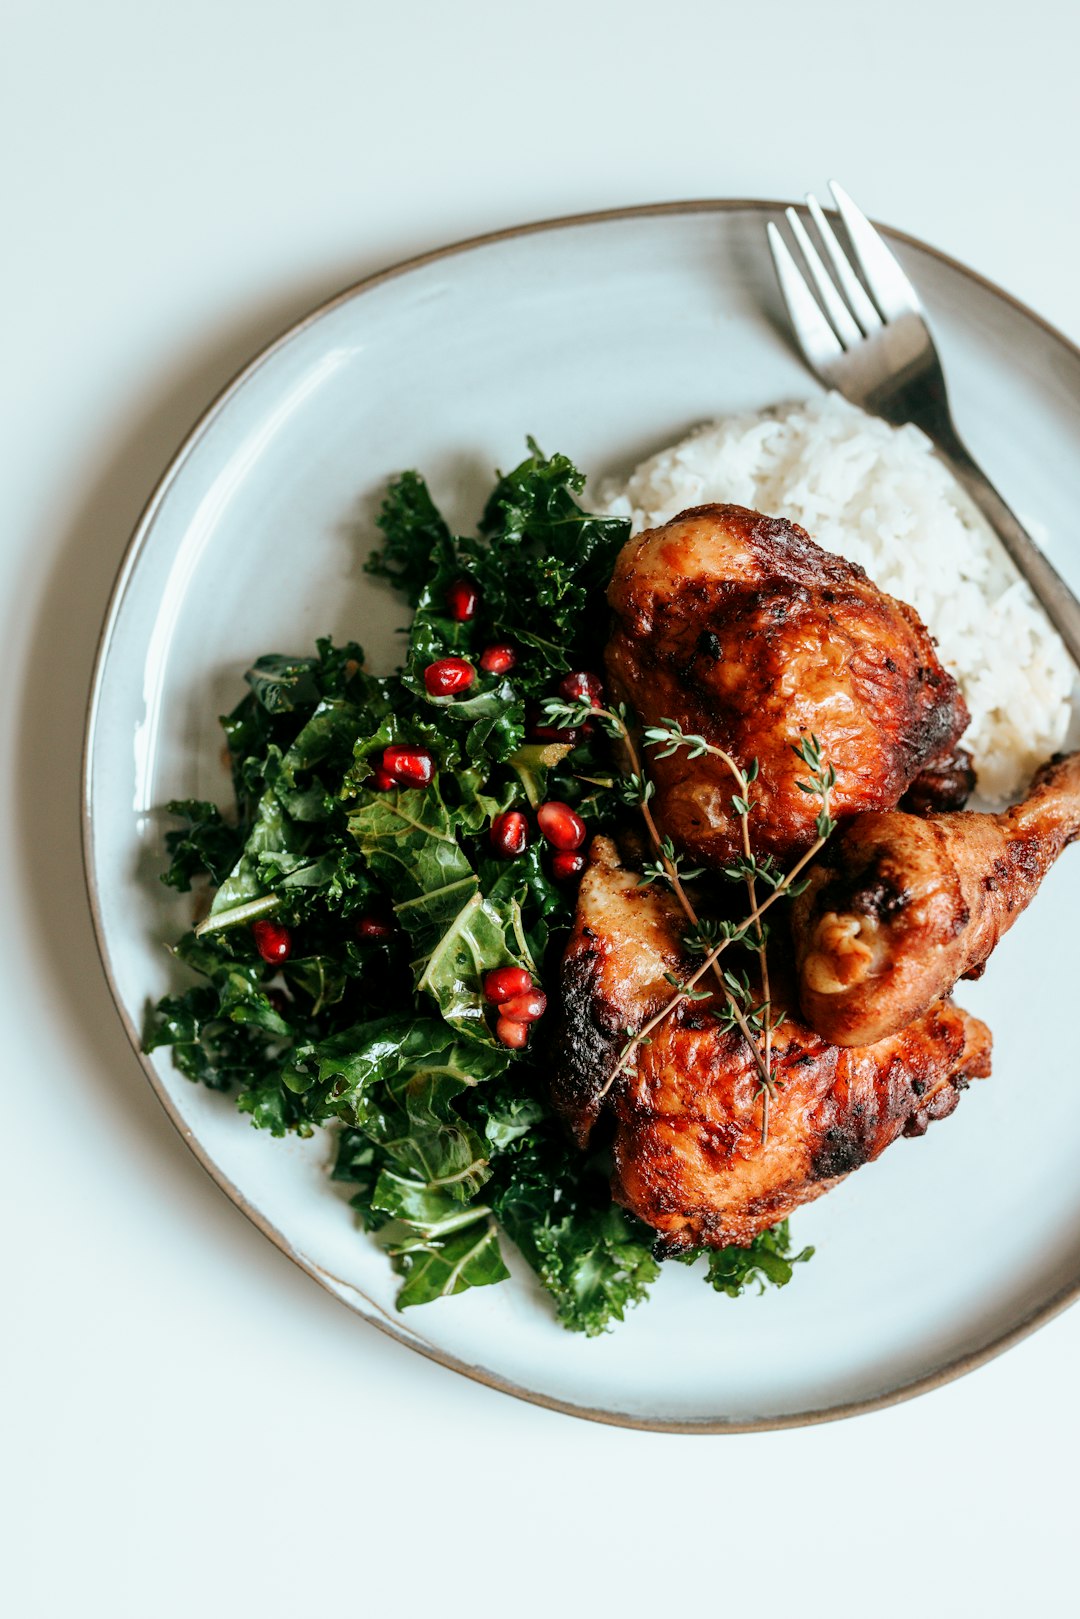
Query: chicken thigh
550,838,991,1250
792,750,1080,1047
605,504,969,868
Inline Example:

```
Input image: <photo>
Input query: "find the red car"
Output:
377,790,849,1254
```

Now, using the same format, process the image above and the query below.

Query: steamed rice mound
597,393,1073,802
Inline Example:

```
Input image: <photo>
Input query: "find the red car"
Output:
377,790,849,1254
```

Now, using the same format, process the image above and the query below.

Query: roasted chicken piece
551,836,687,1148
550,838,991,1250
899,743,976,816
605,504,969,868
792,750,1080,1047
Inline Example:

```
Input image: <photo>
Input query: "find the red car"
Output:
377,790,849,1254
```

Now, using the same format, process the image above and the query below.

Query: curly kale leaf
335,1119,512,1307
311,1014,510,1197
144,987,231,1088
244,638,372,714
347,782,476,946
244,654,323,714
365,471,454,607
478,441,628,595
143,980,320,1133
491,1126,659,1336
160,800,245,891
348,782,530,1041
680,1221,815,1297
530,1206,661,1337
317,1018,514,1307
143,920,403,1136
398,591,525,770
331,1128,389,1230
463,441,630,689
385,1207,509,1308
370,444,629,699
199,654,391,935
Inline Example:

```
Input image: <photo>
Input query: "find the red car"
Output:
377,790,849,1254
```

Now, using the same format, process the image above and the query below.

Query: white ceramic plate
84,202,1080,1431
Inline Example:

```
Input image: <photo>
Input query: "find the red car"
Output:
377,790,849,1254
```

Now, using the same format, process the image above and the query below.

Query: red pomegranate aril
381,744,435,788
369,765,397,792
558,670,605,709
496,1016,529,1050
355,912,395,941
479,643,516,675
445,577,479,622
483,965,534,1004
423,657,475,697
253,918,292,964
537,800,586,851
551,850,586,881
490,810,529,859
530,721,577,744
500,989,547,1024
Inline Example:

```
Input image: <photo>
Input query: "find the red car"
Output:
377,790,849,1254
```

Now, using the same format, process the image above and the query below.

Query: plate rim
81,196,1080,1433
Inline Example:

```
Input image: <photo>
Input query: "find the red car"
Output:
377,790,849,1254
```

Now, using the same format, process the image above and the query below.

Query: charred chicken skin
550,838,991,1250
899,743,976,816
792,750,1080,1047
605,504,969,868
550,836,687,1149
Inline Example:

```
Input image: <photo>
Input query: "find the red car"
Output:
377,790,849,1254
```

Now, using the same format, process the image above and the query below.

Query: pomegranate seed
558,670,605,708
479,643,516,675
355,912,396,941
496,1016,529,1050
445,577,479,622
253,918,292,964
500,989,547,1024
551,850,586,881
483,966,534,1004
490,810,529,859
369,765,397,791
423,657,475,697
537,801,586,851
382,745,435,788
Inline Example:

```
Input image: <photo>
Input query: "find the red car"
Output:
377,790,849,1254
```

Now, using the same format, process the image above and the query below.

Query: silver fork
767,182,1080,667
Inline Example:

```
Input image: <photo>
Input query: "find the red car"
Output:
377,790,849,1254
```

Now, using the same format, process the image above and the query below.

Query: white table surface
4,2,1077,1613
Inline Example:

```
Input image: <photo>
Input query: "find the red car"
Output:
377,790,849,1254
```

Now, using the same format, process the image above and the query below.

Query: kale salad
145,445,810,1335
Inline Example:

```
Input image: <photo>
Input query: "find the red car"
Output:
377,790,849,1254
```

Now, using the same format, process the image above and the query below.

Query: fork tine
766,221,844,371
784,207,862,347
828,181,923,322
805,193,882,333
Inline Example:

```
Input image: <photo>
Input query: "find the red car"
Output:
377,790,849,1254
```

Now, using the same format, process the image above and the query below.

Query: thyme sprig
642,722,837,1140
542,696,774,1093
793,732,838,841
543,698,836,1142
595,811,832,1107
639,838,705,888
643,718,779,1139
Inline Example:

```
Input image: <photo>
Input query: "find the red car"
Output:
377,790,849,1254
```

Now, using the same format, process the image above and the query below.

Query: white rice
596,393,1074,802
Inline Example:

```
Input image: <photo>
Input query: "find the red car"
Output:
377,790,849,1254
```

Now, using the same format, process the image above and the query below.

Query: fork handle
935,434,1080,671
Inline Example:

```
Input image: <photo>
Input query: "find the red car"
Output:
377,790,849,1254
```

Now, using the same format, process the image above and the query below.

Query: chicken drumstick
551,838,991,1250
792,751,1080,1047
